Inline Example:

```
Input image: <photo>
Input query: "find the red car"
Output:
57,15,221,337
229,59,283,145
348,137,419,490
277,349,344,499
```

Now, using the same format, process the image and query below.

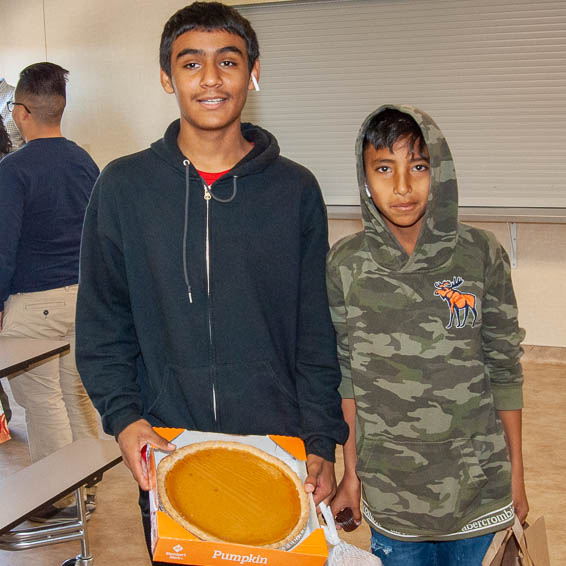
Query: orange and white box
147,428,328,566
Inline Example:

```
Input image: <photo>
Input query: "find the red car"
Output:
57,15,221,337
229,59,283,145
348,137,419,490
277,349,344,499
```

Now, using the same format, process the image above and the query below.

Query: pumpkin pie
156,440,309,549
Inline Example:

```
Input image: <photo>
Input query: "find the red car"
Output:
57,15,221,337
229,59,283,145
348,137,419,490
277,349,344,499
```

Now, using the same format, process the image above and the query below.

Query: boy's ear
248,60,260,91
160,69,175,94
17,103,32,126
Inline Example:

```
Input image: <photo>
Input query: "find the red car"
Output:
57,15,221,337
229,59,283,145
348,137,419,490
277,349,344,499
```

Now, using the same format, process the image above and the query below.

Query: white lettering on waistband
363,500,515,539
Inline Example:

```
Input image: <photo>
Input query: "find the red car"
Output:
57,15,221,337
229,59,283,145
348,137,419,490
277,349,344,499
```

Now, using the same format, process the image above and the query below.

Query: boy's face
364,136,431,237
160,29,259,134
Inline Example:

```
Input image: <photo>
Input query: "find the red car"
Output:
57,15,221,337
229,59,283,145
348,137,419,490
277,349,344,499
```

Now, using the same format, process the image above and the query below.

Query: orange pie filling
157,441,309,549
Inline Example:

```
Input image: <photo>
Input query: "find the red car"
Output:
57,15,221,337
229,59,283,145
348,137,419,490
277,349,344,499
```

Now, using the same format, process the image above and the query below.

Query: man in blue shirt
0,62,100,521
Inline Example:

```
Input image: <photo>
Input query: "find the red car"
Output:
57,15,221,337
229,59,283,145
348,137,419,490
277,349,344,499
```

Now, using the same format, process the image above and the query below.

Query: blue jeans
371,528,495,566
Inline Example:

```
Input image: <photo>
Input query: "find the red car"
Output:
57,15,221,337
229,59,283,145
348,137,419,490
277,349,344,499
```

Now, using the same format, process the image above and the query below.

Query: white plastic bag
319,502,383,566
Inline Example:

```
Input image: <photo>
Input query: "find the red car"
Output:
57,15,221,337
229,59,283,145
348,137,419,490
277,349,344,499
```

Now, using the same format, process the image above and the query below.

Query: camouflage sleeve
481,237,526,410
326,257,354,399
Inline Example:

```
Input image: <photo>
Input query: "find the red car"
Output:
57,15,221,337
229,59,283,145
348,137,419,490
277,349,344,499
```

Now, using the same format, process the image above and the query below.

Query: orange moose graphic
434,276,477,329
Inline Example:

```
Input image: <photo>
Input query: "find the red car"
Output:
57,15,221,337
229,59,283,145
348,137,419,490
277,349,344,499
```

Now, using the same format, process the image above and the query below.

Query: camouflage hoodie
327,105,525,541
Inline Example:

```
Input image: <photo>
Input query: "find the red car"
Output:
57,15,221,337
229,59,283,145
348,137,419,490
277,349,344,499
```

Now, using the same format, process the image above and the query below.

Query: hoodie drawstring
209,176,238,203
182,161,239,304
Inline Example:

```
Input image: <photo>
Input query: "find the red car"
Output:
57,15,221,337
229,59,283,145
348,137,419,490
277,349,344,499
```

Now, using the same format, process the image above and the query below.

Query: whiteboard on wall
238,0,566,207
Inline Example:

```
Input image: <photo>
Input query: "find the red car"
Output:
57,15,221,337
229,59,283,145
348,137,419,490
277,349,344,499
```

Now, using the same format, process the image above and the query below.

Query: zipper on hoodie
203,182,218,425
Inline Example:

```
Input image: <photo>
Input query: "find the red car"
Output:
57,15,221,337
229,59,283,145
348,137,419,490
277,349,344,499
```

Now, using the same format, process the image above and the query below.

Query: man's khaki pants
1,285,99,504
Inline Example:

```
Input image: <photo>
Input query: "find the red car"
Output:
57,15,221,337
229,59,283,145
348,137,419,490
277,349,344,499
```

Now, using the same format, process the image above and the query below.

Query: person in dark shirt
0,62,100,522
0,115,11,158
75,3,347,561
0,115,12,427
0,77,25,152
0,113,15,424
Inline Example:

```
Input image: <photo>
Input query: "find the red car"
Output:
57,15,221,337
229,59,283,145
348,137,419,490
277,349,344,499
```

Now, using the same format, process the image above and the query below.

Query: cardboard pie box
147,428,328,565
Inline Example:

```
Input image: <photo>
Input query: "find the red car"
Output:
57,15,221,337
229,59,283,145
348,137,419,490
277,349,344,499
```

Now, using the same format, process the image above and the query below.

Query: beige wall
0,0,45,80
0,0,293,165
329,219,566,348
1,0,563,347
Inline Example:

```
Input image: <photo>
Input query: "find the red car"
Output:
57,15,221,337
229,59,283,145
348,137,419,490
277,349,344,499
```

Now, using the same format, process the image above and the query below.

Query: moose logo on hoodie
434,276,478,329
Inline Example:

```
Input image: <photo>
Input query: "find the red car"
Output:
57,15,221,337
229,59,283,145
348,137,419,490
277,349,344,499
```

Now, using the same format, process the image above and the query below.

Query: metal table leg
0,486,94,565
60,486,93,566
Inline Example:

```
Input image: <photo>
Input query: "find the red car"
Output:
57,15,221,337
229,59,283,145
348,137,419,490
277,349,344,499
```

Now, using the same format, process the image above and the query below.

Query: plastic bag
319,502,383,566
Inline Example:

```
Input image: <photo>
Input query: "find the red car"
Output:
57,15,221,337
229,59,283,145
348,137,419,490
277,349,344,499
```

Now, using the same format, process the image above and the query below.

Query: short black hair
0,115,12,156
15,62,69,125
363,108,426,156
160,2,259,76
16,62,68,99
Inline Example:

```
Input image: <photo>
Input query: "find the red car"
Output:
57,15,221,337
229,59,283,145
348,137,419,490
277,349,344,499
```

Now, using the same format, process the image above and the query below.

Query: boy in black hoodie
75,2,347,559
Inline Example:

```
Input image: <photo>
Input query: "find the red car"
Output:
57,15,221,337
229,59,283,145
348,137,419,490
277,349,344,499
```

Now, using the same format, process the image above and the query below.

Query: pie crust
156,440,309,549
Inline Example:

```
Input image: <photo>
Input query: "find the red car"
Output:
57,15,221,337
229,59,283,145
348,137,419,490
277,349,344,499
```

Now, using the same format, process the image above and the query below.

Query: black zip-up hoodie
76,120,348,460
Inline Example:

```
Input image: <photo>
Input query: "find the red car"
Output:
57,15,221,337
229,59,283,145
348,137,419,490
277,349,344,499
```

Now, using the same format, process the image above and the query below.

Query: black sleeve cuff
304,435,336,462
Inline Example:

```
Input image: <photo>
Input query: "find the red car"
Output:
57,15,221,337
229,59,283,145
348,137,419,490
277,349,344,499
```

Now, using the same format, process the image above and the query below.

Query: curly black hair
0,114,12,157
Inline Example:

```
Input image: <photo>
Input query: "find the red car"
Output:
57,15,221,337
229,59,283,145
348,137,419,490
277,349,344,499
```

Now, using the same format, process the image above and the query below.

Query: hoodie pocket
216,360,301,437
146,364,214,431
357,436,488,534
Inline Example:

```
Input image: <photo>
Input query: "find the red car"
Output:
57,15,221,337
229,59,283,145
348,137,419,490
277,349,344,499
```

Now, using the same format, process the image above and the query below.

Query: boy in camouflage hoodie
327,105,528,565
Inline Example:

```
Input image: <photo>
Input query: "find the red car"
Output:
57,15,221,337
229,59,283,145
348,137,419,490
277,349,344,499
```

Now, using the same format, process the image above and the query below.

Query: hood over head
356,104,458,273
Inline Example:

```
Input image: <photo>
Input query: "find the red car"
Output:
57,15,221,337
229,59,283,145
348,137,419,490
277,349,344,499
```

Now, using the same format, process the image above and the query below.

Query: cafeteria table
0,337,72,443
0,337,123,564
0,337,70,377
0,438,122,565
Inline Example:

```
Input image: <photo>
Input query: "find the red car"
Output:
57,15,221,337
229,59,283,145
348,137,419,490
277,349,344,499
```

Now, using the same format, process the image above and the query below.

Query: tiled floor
0,360,563,565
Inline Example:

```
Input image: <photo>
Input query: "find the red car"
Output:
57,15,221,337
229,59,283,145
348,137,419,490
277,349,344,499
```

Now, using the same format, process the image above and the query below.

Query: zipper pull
203,184,212,201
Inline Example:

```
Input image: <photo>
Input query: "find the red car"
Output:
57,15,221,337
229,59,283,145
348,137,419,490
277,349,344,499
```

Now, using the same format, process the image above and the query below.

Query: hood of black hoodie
149,119,280,181
356,104,459,274
147,119,282,301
